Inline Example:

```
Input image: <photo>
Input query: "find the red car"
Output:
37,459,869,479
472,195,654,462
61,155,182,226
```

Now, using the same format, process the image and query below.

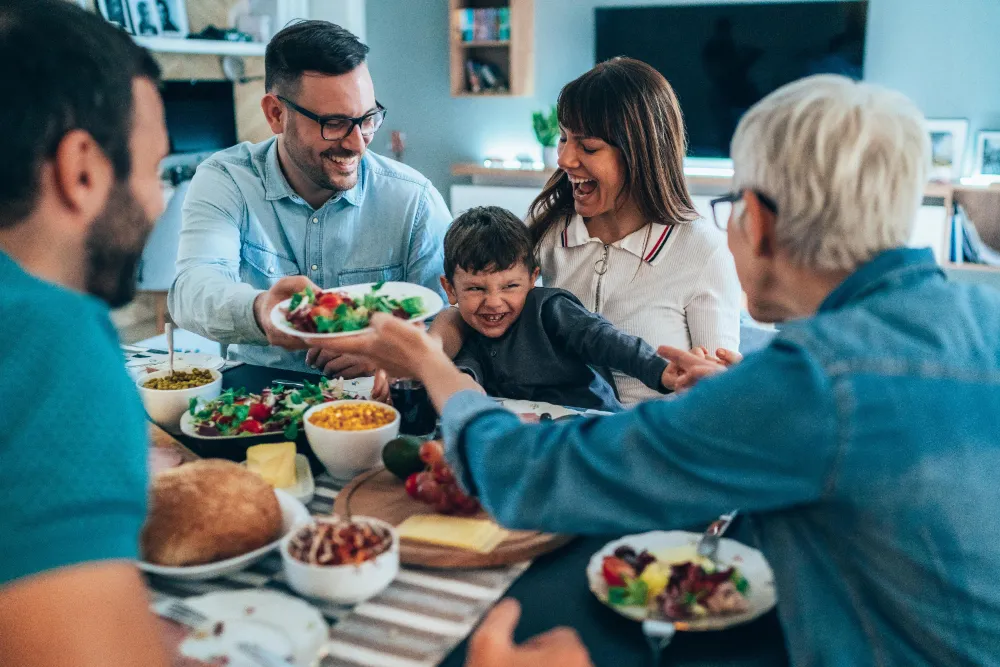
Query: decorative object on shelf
973,130,1000,183
221,56,263,85
532,105,559,169
98,0,135,35
926,119,969,182
128,0,163,37
390,131,406,163
464,59,508,95
152,0,189,38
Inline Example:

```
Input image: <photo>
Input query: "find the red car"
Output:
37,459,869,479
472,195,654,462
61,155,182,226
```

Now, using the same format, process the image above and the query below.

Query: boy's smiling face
441,262,540,338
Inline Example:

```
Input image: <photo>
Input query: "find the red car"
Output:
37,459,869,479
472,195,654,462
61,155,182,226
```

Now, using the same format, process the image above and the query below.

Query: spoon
165,322,175,376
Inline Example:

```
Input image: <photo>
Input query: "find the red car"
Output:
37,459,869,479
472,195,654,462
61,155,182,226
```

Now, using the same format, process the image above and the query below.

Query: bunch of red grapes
404,441,480,515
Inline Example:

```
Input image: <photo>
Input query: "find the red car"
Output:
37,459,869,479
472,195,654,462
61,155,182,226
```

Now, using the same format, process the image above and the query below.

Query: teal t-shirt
0,251,148,586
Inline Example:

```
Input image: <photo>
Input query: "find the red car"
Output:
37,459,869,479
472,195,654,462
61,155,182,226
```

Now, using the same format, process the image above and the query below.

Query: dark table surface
177,363,789,667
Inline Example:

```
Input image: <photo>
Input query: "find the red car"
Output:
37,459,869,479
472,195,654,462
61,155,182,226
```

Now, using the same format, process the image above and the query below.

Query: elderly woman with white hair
327,75,1000,666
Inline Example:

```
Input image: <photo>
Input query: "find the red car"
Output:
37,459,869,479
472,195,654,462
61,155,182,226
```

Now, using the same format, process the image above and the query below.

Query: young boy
442,206,671,412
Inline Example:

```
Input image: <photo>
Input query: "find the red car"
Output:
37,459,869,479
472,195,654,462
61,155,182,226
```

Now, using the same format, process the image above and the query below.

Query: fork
642,618,676,666
696,509,739,564
157,598,209,629
237,641,294,666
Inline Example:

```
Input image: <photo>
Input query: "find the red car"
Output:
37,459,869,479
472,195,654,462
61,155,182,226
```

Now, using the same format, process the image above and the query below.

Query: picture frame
127,0,162,37
926,119,969,182
151,0,190,38
973,130,1000,183
97,0,135,35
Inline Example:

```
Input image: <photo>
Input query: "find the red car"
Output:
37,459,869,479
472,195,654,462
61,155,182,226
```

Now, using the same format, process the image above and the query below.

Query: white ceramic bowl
280,516,400,605
303,400,400,483
137,368,222,432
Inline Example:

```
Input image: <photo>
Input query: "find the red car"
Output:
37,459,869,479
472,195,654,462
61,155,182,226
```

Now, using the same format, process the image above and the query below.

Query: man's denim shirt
441,248,1000,666
168,137,450,372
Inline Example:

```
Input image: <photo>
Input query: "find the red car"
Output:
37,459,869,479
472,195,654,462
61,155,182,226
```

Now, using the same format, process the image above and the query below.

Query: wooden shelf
450,0,534,98
134,36,266,56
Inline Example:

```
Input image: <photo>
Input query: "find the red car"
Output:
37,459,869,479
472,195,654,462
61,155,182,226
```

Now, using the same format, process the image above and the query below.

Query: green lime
382,436,425,480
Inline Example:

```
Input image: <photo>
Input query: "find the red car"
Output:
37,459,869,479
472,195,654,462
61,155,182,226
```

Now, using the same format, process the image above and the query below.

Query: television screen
162,81,238,155
595,2,868,158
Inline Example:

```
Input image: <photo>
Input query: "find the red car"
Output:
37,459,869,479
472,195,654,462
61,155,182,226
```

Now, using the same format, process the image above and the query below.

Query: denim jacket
168,138,450,372
441,248,1000,666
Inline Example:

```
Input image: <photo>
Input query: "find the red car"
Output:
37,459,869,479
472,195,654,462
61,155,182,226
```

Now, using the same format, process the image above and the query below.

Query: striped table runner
146,473,530,667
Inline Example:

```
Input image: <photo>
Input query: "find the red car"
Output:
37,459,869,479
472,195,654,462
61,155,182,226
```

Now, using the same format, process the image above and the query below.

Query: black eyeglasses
276,96,387,141
709,190,779,230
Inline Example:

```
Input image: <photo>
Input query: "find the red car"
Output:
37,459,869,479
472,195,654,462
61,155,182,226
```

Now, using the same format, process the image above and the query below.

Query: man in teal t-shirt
0,2,172,665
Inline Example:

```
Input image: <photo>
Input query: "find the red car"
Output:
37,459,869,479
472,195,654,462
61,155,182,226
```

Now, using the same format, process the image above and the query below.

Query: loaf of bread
141,459,283,567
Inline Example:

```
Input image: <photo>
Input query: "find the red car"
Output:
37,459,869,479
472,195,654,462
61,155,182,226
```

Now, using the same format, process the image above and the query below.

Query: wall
365,0,1000,197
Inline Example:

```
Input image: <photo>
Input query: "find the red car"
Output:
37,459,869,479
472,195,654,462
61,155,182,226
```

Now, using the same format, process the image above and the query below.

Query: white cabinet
450,185,542,220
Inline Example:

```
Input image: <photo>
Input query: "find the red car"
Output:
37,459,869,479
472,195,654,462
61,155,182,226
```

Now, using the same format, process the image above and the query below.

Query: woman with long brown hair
527,57,740,404
426,57,741,406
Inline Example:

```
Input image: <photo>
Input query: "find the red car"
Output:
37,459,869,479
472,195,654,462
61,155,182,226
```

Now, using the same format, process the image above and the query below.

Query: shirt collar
261,137,365,207
819,247,943,312
559,215,676,265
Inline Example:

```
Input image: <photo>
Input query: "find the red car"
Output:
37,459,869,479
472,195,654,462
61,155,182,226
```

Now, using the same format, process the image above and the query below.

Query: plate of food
155,589,327,666
270,281,444,340
492,398,584,422
586,530,776,631
180,378,362,440
138,460,311,581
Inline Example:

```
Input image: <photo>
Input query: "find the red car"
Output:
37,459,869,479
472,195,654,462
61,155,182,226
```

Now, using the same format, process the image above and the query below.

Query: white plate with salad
180,378,366,440
587,530,776,631
270,281,444,340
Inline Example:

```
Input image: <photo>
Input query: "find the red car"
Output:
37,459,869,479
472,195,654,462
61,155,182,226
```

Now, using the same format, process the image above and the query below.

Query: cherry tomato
311,305,333,320
248,403,271,422
419,441,444,466
238,419,264,434
317,292,344,309
404,473,420,499
602,556,636,587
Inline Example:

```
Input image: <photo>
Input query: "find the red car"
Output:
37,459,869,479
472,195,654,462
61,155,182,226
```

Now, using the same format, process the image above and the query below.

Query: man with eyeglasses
169,20,450,376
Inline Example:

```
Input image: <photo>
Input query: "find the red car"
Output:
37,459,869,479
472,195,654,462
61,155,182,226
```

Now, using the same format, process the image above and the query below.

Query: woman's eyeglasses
710,190,778,230
277,96,387,141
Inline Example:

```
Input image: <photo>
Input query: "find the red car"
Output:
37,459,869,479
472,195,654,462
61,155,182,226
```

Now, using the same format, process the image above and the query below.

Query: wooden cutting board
332,468,573,569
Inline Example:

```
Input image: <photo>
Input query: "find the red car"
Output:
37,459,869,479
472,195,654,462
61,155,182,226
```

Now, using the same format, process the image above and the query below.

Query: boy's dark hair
444,206,538,282
0,0,160,229
265,20,369,94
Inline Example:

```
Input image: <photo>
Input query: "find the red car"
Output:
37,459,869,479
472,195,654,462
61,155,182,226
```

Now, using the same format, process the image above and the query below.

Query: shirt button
312,217,319,224
311,264,319,271
268,267,275,274
490,350,497,358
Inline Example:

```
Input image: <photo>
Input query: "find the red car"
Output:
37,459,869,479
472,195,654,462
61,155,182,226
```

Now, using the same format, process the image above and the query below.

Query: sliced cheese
246,442,297,488
397,515,508,554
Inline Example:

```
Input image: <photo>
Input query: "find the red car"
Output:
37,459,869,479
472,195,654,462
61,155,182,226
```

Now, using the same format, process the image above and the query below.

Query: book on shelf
457,8,505,42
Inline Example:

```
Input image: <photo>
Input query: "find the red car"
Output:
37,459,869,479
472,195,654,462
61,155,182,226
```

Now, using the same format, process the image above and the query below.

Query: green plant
532,105,559,147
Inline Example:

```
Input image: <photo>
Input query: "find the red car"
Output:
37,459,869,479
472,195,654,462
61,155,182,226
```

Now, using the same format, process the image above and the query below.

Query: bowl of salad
180,379,360,441
269,281,444,339
586,530,776,631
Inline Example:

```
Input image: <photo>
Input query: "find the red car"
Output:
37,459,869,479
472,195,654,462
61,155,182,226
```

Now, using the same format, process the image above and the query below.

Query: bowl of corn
303,400,400,483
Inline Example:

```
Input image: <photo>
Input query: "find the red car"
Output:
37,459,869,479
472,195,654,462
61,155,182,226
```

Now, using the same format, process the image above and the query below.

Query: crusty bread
141,459,283,567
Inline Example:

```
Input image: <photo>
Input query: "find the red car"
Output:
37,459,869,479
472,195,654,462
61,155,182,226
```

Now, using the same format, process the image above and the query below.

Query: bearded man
168,20,450,377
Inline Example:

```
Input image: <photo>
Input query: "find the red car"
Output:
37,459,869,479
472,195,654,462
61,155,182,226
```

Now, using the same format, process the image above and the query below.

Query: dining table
156,362,790,667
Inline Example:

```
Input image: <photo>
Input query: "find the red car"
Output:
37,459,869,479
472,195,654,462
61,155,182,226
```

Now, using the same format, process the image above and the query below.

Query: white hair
731,75,930,272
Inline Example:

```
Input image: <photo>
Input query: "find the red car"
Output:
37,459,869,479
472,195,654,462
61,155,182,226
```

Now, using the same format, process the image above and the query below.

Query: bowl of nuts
137,368,222,432
303,400,400,483
280,516,399,604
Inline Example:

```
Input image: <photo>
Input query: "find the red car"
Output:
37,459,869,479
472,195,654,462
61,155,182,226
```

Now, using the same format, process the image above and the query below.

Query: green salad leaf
399,296,424,316
607,578,649,607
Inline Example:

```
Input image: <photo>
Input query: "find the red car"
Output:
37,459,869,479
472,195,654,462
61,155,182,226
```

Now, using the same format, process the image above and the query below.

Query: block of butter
396,515,508,554
246,442,297,488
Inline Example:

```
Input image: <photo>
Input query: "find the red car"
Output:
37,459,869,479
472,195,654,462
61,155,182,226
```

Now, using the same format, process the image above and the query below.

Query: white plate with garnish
270,281,444,340
493,398,583,421
586,530,776,631
156,590,327,666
